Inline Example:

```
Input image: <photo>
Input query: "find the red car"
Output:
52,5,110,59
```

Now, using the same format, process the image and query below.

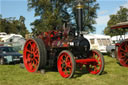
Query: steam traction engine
23,2,105,78
111,22,128,67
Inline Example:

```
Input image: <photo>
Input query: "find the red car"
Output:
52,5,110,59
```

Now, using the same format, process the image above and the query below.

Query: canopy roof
111,22,128,29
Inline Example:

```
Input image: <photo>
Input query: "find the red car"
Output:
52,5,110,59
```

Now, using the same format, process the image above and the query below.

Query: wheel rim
23,39,40,72
57,52,73,78
118,41,128,67
87,50,102,74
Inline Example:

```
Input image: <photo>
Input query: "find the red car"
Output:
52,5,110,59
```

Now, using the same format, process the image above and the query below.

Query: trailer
84,34,111,53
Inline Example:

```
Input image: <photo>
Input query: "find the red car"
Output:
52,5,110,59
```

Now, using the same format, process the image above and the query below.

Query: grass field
0,56,128,85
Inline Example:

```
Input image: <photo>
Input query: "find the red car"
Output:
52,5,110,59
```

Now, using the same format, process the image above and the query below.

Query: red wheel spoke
118,41,128,67
23,39,41,72
28,41,32,46
34,58,38,65
28,41,33,51
120,48,127,53
92,52,95,58
124,43,128,51
34,49,38,55
124,59,128,64
66,56,70,63
26,55,31,62
33,43,37,52
27,58,31,63
57,51,75,78
61,56,65,63
34,54,39,58
33,64,37,69
26,49,32,54
64,68,68,74
66,62,72,68
120,56,126,59
120,52,125,56
86,50,104,75
94,66,99,71
30,64,33,70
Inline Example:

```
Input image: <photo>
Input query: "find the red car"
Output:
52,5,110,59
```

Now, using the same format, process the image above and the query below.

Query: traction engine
111,22,128,67
23,2,105,78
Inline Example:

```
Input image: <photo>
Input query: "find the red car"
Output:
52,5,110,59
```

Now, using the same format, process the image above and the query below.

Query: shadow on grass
74,70,107,78
74,70,89,78
102,71,107,75
74,66,108,78
116,62,123,67
21,65,107,78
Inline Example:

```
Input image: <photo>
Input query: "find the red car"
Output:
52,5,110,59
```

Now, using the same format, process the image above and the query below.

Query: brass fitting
76,3,84,9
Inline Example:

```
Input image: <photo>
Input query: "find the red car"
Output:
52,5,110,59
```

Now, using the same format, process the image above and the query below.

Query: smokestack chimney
76,2,84,36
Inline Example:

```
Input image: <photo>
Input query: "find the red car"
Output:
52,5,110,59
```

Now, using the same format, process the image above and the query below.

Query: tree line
1,0,127,37
0,15,29,37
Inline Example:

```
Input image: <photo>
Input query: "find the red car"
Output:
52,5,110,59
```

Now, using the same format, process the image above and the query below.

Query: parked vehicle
23,2,105,78
0,46,23,64
0,33,26,51
106,45,115,58
111,22,128,67
83,34,112,53
106,35,128,58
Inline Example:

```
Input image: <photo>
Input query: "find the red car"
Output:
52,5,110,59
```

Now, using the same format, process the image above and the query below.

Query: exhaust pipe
76,2,84,36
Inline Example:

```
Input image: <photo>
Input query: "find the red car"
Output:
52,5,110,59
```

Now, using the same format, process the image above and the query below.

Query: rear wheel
86,49,104,75
57,50,76,78
23,38,47,72
118,41,128,67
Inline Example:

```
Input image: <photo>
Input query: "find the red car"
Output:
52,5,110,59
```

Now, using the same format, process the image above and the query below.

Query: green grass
0,56,128,85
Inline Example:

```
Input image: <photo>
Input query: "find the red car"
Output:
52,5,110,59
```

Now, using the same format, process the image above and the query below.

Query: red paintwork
111,25,128,29
118,41,128,67
76,59,97,64
23,27,104,77
86,50,103,74
111,23,128,67
23,39,39,72
38,30,69,48
38,30,104,75
115,43,121,47
57,52,73,78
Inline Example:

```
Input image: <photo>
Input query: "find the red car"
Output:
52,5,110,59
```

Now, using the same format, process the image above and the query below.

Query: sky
0,0,128,34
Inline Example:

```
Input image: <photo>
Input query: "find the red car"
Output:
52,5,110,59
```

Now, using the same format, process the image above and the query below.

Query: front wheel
86,49,105,75
57,50,76,78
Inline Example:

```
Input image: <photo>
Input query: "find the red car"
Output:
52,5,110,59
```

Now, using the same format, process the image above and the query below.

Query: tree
0,15,29,37
28,0,99,34
80,0,99,32
104,7,128,36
